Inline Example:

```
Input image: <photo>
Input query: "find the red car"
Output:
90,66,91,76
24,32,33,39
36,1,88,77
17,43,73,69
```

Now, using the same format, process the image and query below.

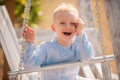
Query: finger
25,31,33,38
22,27,28,34
78,18,84,24
23,23,29,28
22,33,27,38
26,27,34,34
21,30,26,38
23,24,31,32
25,34,34,43
75,19,81,28
25,33,31,38
23,26,31,35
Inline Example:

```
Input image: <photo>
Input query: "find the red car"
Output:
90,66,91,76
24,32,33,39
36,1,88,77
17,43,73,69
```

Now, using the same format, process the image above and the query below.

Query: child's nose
66,24,71,28
66,24,74,29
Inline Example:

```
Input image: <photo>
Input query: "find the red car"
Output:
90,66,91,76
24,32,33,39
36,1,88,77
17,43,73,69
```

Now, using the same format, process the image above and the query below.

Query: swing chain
96,0,105,53
23,0,31,24
18,0,31,80
95,0,112,80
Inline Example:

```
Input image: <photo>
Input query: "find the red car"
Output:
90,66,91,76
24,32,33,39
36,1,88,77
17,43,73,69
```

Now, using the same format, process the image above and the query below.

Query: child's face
52,11,78,43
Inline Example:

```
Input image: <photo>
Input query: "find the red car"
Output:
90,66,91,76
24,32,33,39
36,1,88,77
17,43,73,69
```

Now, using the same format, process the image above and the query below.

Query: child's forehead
54,11,78,19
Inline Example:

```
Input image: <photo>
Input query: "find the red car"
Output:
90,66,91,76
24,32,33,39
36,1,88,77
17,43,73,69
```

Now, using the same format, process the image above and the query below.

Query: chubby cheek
72,32,77,36
56,29,63,36
73,28,77,34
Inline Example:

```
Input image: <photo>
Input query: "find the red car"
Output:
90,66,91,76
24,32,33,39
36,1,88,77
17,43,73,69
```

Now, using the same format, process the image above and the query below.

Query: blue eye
60,22,65,24
70,23,76,27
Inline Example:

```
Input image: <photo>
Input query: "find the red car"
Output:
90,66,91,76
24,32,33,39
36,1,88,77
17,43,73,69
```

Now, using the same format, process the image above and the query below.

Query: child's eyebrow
70,21,76,23
71,22,76,24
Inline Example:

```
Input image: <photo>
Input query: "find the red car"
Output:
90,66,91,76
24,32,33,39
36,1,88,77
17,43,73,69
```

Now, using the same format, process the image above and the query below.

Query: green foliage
0,0,5,5
14,0,42,27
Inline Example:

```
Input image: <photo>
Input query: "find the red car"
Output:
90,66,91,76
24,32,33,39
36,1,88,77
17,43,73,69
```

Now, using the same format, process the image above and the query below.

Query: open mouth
63,32,72,36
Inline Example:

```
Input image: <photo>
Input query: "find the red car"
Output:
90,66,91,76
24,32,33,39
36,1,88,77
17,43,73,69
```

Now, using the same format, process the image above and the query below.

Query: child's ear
51,24,55,31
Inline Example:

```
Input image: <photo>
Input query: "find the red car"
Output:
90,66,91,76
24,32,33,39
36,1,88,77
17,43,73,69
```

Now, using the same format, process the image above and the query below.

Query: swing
0,0,118,80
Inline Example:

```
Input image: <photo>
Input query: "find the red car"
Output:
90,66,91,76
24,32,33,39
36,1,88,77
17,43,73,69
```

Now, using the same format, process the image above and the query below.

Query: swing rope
18,0,31,80
95,0,112,80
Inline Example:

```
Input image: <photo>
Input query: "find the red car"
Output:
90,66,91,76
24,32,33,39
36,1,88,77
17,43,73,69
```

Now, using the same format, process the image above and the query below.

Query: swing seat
0,5,118,80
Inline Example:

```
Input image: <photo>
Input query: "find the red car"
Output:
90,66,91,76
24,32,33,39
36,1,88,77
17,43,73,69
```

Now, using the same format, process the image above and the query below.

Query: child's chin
64,37,74,41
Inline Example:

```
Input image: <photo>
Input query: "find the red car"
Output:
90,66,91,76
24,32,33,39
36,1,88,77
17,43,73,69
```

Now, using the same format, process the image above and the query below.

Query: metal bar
8,55,115,76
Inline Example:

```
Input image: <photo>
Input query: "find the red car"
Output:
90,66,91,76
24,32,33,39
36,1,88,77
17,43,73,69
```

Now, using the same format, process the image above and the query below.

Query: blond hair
52,3,79,20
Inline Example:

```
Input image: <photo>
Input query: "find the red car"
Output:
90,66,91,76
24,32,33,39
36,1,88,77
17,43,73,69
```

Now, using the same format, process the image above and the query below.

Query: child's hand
75,19,84,35
21,24,36,43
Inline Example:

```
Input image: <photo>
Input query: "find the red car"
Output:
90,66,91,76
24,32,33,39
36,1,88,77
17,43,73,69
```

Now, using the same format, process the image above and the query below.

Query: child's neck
56,39,73,47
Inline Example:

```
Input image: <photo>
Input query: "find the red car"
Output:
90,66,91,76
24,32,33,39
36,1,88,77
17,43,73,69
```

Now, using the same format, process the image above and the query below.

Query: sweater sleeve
23,42,46,69
75,32,95,61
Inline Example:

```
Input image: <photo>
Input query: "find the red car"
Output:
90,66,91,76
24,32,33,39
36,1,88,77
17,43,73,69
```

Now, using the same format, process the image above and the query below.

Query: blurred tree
0,0,5,5
14,0,42,28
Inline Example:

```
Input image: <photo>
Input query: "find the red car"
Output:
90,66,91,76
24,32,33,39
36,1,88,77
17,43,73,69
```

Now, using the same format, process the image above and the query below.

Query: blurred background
6,0,78,29
0,0,118,80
